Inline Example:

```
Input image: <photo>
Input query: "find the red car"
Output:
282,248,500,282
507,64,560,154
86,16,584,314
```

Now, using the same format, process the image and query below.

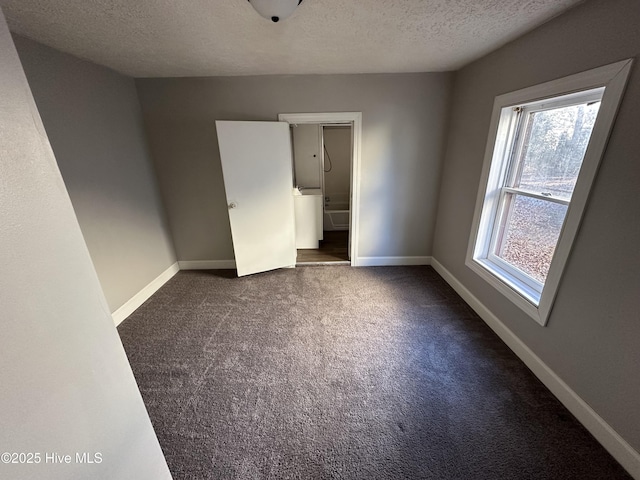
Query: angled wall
0,9,171,480
13,35,176,313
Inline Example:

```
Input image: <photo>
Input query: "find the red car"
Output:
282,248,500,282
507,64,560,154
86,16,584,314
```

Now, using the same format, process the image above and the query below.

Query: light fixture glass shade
249,0,302,23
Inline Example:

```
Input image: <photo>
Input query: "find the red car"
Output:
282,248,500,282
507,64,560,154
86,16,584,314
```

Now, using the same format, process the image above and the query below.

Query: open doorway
316,125,351,262
279,112,362,266
290,123,351,263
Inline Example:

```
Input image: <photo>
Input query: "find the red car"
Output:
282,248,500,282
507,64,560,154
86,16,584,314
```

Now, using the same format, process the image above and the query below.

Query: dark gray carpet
118,266,631,480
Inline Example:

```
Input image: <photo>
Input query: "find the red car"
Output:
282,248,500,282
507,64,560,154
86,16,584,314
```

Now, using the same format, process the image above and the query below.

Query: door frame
278,112,362,266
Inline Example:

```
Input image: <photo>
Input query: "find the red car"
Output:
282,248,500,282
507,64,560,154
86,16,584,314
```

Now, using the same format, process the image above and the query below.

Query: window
467,60,632,326
476,90,603,302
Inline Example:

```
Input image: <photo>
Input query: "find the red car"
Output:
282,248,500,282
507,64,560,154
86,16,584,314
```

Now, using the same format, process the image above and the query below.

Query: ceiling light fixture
248,0,304,23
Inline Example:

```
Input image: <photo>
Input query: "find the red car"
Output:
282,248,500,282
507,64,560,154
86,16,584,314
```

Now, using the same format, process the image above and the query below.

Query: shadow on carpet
118,266,631,480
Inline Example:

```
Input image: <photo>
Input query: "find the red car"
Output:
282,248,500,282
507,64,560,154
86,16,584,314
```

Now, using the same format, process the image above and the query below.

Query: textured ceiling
0,0,584,78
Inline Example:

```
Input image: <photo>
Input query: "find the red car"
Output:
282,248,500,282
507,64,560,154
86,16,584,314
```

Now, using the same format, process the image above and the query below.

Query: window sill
466,257,546,326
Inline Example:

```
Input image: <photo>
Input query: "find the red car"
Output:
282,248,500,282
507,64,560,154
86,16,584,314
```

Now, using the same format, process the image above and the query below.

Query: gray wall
13,35,176,313
433,0,640,452
136,73,452,261
323,126,352,200
0,11,171,480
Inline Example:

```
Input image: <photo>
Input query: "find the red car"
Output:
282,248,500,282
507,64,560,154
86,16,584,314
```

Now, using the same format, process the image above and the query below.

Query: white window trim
466,59,633,326
481,89,600,300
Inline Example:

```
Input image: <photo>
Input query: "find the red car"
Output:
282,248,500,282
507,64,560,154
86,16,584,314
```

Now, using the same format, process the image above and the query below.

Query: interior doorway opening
279,113,362,266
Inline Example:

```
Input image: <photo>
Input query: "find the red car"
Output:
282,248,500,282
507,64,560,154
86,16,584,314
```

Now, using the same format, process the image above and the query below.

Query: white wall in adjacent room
292,123,321,189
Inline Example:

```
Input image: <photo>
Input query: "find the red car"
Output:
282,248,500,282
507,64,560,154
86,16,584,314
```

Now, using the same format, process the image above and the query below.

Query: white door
216,120,296,277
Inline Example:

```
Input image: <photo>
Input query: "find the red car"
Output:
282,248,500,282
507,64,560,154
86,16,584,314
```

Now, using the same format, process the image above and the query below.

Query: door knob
228,202,237,209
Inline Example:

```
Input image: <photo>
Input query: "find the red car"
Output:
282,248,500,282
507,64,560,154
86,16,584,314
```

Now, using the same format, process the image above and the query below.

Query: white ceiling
0,0,584,78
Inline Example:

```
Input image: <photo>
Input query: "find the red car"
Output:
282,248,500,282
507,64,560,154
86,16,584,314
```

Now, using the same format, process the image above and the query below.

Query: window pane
495,194,568,283
516,101,601,200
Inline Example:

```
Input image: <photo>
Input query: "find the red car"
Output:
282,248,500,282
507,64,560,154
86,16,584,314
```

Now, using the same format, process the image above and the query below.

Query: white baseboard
355,256,432,267
178,260,236,270
180,258,432,269
430,258,640,479
297,261,350,266
112,262,180,326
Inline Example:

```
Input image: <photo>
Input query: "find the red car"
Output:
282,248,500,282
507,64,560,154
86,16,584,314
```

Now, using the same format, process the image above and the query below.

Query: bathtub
324,194,350,231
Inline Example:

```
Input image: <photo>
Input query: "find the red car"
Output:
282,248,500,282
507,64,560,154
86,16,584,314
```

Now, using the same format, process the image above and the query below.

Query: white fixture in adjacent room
293,187,323,249
248,0,303,23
